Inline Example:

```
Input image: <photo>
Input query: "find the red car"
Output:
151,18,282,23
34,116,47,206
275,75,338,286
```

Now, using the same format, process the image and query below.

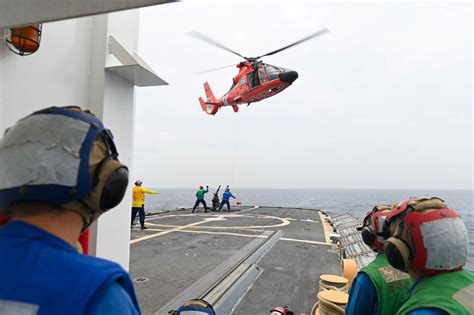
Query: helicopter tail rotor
199,97,219,115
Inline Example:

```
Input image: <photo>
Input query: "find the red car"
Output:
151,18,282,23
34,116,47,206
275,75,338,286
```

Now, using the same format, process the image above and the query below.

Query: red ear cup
361,227,376,246
384,237,412,272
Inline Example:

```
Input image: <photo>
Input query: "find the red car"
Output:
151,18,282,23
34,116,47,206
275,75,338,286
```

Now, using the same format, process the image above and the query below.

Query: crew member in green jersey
346,205,412,315
383,197,474,315
192,185,209,213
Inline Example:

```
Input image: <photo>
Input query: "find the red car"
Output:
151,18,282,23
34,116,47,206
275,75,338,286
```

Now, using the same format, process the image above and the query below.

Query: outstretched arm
204,186,209,193
230,193,236,199
143,188,158,194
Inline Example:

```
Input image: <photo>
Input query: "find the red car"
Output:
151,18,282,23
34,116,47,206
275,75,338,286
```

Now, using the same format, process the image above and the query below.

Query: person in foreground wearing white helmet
0,106,140,314
131,179,158,230
383,197,473,315
346,205,412,315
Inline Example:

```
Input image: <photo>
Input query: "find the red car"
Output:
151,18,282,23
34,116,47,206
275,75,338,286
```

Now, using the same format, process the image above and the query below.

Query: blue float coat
0,221,140,315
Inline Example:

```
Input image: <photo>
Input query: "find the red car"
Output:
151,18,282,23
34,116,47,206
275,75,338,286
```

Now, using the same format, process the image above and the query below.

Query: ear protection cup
384,237,412,272
85,127,128,213
361,227,376,246
100,167,128,210
90,154,128,212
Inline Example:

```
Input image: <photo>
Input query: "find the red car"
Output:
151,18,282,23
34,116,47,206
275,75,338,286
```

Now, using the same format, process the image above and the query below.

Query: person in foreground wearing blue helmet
346,205,412,315
218,187,236,212
0,106,140,315
383,197,473,315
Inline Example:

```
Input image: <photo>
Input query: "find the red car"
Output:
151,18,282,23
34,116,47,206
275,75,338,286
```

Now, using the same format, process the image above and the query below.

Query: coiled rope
312,275,349,315
316,290,348,315
319,275,349,293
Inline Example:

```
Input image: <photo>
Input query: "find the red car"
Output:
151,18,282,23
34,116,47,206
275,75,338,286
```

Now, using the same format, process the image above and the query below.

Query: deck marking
131,228,334,247
171,229,267,239
130,216,225,245
236,206,259,213
280,237,333,246
300,219,319,223
144,214,290,230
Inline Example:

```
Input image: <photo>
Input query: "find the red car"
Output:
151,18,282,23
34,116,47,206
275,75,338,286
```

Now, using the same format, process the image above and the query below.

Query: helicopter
191,29,328,115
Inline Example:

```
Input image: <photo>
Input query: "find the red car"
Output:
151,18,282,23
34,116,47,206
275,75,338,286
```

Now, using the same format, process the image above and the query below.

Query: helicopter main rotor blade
194,63,237,75
255,28,329,59
189,30,247,60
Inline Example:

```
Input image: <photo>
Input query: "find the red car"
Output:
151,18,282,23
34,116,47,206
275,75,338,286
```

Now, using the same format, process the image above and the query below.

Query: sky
133,1,472,190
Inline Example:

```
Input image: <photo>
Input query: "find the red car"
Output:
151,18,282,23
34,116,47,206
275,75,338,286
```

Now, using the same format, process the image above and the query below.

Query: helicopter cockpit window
239,76,247,87
265,66,280,80
258,68,268,83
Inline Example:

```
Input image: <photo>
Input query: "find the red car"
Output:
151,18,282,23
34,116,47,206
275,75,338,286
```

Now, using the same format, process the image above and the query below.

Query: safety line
231,114,239,185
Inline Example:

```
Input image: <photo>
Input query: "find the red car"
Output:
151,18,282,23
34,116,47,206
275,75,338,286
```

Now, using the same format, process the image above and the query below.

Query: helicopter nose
279,70,298,84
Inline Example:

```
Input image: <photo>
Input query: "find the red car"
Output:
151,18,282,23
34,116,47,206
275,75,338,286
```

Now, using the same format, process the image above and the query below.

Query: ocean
143,188,473,272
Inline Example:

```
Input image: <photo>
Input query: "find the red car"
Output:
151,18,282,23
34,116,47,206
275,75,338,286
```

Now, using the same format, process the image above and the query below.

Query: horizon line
144,187,474,191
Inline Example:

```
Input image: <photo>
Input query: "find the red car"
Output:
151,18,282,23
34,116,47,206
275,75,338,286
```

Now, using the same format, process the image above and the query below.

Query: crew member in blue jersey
192,185,209,213
218,187,236,212
346,205,412,315
0,106,140,315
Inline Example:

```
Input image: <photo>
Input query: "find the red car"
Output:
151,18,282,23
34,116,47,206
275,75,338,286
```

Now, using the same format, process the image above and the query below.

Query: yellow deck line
131,227,333,246
236,206,259,213
144,215,290,230
319,211,333,244
130,217,223,245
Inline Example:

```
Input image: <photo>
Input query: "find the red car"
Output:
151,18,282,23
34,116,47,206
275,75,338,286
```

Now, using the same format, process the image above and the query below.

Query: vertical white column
89,10,140,270
0,12,140,270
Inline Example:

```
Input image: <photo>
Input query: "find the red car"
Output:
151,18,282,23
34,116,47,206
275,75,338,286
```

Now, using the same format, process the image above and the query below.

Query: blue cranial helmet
0,106,129,228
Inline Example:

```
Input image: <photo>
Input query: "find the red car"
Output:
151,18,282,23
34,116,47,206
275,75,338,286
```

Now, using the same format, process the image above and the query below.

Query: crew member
131,180,158,230
192,185,209,213
218,187,236,212
346,205,412,315
0,106,140,314
383,197,474,315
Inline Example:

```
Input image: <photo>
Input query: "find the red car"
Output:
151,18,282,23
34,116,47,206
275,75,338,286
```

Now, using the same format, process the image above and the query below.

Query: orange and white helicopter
191,29,328,115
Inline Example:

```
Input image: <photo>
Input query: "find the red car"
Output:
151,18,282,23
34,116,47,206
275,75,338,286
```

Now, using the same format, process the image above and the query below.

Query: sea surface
144,188,473,271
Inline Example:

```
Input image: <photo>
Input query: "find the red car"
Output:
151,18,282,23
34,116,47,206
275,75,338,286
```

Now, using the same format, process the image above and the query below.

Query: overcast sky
133,1,472,189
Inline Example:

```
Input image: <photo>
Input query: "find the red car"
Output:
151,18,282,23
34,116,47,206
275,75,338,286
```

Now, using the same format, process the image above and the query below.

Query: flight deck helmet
360,204,392,252
382,197,468,275
0,106,129,229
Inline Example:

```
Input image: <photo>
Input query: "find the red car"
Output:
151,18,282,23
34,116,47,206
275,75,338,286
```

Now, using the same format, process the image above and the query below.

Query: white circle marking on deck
145,213,290,230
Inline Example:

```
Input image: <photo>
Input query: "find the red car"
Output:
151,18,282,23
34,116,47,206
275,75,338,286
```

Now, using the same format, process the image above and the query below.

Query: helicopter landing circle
145,213,290,230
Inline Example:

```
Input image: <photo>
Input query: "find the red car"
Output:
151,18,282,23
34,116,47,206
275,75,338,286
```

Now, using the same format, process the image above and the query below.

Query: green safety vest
196,189,205,199
397,270,474,315
361,254,412,315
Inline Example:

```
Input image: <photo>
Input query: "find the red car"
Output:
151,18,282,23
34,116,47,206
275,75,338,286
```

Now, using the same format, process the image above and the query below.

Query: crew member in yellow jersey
131,179,158,229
